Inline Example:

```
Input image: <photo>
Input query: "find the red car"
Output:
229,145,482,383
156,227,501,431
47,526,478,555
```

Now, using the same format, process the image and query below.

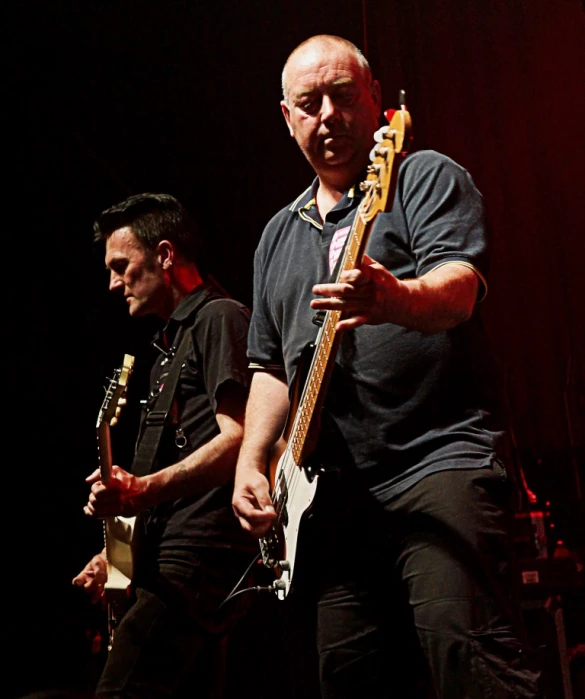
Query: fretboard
288,210,373,465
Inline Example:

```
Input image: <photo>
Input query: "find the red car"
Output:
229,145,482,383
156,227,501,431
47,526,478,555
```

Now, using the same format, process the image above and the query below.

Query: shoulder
254,187,315,274
194,296,251,326
260,185,313,239
188,297,251,362
399,150,480,190
399,149,468,177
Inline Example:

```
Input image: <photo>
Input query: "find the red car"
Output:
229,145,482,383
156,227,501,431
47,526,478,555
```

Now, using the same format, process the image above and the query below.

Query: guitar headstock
97,354,135,429
359,93,413,221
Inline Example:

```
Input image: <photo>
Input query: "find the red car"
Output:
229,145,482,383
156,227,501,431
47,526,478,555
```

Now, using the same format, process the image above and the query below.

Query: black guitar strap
130,329,192,478
130,292,227,478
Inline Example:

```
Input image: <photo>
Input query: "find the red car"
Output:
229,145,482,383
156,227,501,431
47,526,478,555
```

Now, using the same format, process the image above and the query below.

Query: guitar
95,353,135,648
259,99,413,600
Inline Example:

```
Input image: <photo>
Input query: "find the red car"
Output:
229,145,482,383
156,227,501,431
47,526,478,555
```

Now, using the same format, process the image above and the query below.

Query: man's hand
311,255,479,334
232,468,276,538
310,253,402,331
83,465,146,518
72,551,107,604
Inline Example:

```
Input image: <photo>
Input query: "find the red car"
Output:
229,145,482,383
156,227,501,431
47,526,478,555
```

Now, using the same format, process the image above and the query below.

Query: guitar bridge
259,527,280,568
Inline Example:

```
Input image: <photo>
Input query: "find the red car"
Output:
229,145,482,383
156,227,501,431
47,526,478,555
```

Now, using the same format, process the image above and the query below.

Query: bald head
281,35,372,104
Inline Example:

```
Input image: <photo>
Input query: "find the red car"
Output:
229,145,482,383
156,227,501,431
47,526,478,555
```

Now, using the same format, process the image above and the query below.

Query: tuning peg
374,126,388,142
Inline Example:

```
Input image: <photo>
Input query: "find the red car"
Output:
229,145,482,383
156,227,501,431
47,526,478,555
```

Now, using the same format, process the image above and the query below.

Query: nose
109,272,123,293
320,95,338,123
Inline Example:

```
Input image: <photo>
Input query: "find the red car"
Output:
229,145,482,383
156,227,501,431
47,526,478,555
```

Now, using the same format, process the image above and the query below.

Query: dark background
8,1,584,696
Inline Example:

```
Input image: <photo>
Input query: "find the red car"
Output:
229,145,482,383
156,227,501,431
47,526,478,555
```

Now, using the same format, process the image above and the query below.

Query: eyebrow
293,77,356,102
105,255,127,270
330,77,355,88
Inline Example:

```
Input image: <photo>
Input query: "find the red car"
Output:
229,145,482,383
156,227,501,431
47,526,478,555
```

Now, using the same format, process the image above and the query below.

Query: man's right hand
232,371,288,538
232,468,276,538
72,551,108,604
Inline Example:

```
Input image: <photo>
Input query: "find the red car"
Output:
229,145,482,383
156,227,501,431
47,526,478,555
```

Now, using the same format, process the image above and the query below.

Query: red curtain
364,0,585,499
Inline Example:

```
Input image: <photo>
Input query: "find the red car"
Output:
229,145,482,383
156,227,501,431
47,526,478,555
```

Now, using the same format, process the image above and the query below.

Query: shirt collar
289,176,365,229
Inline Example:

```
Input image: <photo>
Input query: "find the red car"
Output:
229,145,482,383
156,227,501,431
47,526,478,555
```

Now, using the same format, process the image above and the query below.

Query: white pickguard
104,514,135,590
262,448,319,600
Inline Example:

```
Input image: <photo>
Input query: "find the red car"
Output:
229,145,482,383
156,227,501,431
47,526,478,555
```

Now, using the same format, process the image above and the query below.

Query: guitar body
260,343,323,599
262,443,319,600
104,514,135,589
103,514,135,649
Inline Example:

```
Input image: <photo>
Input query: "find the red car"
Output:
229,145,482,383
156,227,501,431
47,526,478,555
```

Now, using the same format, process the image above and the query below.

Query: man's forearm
392,263,479,334
236,370,289,475
143,427,243,505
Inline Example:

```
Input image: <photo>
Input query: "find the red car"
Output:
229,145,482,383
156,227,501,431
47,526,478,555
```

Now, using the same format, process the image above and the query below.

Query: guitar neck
289,210,378,465
282,106,408,467
96,353,135,486
97,423,113,484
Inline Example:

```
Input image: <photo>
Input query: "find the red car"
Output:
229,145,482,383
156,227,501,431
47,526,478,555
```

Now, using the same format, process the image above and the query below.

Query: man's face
105,227,166,318
281,42,381,183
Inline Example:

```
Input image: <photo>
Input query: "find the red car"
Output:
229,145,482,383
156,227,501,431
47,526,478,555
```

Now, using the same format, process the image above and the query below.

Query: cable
218,552,269,610
219,585,276,608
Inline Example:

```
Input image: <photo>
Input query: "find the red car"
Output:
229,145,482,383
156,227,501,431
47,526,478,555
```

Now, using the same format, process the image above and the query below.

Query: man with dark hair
232,35,542,698
73,192,256,697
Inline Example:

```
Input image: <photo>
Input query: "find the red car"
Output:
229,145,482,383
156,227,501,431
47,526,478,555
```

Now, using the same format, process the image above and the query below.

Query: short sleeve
399,151,489,298
191,299,251,412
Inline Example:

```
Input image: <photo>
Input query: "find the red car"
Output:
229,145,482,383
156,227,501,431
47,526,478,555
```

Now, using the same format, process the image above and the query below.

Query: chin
324,155,350,167
127,301,142,317
323,145,356,164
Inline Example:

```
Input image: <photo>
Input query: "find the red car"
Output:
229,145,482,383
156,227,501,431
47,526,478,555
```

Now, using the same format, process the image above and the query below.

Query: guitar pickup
312,310,325,326
260,528,279,568
276,471,289,527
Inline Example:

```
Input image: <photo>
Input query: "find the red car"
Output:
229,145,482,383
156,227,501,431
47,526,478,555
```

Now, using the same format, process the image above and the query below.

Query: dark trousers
96,548,253,698
293,461,543,699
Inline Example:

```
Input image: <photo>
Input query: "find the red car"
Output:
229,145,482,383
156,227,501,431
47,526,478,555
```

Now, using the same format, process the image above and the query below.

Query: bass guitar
96,353,135,648
259,98,413,599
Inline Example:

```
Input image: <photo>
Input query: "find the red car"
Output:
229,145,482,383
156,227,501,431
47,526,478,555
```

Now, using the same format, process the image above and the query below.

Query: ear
157,240,174,270
280,100,295,137
371,80,382,116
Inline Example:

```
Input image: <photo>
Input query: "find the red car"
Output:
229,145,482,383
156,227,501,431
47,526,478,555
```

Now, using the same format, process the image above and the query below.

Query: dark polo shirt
138,283,256,551
248,150,510,502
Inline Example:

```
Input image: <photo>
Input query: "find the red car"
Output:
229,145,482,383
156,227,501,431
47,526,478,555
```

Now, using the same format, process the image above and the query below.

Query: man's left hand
310,253,402,331
83,465,145,518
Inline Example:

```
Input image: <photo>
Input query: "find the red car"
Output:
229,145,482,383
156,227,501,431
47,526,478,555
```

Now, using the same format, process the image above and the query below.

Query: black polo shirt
248,150,509,502
138,283,255,551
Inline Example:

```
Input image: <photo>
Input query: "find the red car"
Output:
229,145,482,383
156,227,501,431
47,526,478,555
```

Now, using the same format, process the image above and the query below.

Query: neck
316,183,345,219
161,265,204,321
314,161,365,219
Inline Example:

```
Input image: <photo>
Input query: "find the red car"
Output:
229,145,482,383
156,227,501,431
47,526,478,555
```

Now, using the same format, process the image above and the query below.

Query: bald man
232,35,541,699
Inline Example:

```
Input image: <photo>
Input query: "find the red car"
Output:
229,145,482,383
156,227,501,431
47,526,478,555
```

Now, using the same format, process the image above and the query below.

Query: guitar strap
130,329,192,478
130,291,224,477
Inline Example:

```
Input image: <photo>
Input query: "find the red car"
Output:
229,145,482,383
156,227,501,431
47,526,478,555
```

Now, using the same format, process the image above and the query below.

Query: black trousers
96,548,254,699
292,461,543,699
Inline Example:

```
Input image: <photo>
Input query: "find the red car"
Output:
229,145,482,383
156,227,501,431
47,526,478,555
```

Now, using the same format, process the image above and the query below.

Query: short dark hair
93,193,208,277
